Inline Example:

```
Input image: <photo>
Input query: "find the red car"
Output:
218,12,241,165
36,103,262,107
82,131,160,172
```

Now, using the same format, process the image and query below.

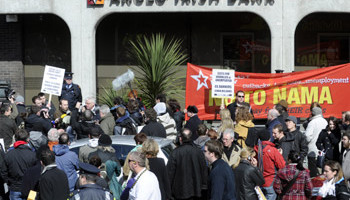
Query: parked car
69,135,175,165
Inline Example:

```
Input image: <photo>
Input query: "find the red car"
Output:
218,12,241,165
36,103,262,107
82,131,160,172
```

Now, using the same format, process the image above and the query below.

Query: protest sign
211,69,235,98
41,65,65,96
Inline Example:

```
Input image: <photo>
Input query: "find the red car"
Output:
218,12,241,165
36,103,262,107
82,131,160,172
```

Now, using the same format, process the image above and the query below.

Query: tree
128,34,188,108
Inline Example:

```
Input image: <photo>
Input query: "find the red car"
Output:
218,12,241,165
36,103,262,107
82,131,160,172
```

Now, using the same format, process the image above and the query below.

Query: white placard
211,69,235,98
41,65,65,96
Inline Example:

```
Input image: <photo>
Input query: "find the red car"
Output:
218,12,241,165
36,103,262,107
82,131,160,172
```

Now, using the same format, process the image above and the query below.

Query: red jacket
273,164,313,200
255,141,285,187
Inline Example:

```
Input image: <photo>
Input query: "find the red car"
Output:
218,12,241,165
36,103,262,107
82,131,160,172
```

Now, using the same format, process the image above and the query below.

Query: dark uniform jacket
60,83,82,111
167,142,208,199
69,184,114,200
234,160,265,200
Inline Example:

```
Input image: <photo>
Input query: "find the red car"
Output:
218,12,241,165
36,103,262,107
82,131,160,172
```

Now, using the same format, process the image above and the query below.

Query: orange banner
185,63,350,120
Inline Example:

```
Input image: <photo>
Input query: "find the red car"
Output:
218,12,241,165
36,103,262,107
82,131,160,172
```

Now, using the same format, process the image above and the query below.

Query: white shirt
129,168,161,200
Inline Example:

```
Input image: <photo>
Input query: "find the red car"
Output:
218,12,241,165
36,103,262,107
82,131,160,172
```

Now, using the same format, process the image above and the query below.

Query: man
221,129,242,169
272,124,295,162
184,105,202,141
32,95,43,108
254,129,285,200
71,105,103,139
226,90,252,122
341,111,350,132
38,92,56,119
53,133,79,191
155,93,172,117
285,115,308,161
266,108,281,142
15,94,26,127
54,99,71,130
1,130,37,199
204,140,236,200
99,104,115,135
69,162,114,200
84,96,101,121
59,72,82,111
140,108,167,138
342,130,350,184
39,148,69,200
114,106,137,135
274,100,289,132
167,128,208,200
25,105,52,136
305,107,327,177
154,102,177,140
0,103,18,150
127,151,161,200
79,127,103,163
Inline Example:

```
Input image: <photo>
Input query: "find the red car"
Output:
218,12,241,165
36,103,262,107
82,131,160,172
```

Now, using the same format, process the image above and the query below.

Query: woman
235,106,254,148
274,151,313,200
318,160,350,199
142,139,171,200
316,117,341,163
168,99,185,133
234,148,265,200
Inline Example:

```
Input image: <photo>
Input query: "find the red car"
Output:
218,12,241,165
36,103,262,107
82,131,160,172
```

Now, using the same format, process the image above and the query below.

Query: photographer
25,105,52,136
1,89,18,120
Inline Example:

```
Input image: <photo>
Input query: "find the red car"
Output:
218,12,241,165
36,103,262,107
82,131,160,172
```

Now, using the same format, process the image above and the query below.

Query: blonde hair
220,109,231,120
217,118,235,136
325,160,344,183
141,139,159,157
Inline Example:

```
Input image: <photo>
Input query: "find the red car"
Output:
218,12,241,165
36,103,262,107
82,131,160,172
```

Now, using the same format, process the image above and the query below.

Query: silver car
69,135,175,164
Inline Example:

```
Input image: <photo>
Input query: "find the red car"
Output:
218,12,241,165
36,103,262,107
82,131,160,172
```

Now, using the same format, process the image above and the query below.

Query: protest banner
186,63,350,120
41,65,65,104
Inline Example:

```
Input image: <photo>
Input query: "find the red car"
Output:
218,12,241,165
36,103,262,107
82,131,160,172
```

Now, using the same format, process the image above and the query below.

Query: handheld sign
211,69,235,98
41,65,65,96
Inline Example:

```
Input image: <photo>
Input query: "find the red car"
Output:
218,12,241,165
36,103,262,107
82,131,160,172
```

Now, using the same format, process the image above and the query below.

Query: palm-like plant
128,34,188,108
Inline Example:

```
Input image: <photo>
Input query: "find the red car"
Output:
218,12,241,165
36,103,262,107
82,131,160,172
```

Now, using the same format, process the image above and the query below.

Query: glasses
237,96,244,98
128,160,136,163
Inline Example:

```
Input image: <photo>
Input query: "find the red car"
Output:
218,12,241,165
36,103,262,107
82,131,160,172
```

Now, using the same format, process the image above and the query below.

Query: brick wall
0,61,24,96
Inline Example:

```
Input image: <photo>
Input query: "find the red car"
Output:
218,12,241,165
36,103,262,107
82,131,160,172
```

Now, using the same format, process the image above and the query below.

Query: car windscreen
112,144,135,161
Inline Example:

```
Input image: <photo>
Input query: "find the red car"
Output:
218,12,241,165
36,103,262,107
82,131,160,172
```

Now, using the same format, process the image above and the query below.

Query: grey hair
222,128,235,139
47,128,59,142
269,108,279,119
129,151,146,167
85,96,96,104
99,105,110,115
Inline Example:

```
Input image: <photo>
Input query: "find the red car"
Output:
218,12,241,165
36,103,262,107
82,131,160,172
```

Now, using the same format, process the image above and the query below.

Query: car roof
69,135,174,149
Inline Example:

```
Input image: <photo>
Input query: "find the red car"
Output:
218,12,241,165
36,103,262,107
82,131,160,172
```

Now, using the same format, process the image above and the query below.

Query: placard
211,69,235,98
41,65,65,96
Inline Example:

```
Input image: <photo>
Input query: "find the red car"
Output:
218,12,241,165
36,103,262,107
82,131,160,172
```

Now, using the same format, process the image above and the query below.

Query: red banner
185,63,350,120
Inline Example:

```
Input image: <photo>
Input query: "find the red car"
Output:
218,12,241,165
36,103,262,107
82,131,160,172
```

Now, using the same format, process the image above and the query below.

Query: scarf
318,177,344,197
88,138,99,148
14,141,27,148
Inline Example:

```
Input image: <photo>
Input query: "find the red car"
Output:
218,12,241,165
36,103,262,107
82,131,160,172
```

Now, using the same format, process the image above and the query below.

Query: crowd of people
0,72,350,200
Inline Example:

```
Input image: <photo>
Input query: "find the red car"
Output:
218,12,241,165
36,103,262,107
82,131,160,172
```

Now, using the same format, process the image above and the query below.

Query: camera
5,89,16,101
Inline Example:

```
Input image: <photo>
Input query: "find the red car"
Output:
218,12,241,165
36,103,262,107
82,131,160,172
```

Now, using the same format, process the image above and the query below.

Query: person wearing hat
305,106,328,177
69,162,114,200
286,115,308,162
14,94,26,127
254,129,285,200
234,148,265,200
154,102,177,140
59,72,82,111
88,134,118,164
184,105,202,141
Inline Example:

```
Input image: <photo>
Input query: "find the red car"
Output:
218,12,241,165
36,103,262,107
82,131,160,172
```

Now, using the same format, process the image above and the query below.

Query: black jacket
167,142,208,199
323,179,350,200
71,109,104,139
274,133,295,162
21,162,42,199
141,120,167,138
25,114,52,136
316,127,341,161
288,129,309,161
39,165,70,200
173,111,185,132
184,115,202,141
1,144,37,192
148,157,171,200
234,160,265,200
0,115,17,150
69,184,114,200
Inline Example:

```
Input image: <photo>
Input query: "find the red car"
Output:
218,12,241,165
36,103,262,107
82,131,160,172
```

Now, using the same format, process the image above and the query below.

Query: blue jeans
66,126,75,142
262,186,276,200
10,191,22,200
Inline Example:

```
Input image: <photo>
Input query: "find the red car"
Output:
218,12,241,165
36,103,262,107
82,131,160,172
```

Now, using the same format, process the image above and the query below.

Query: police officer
60,72,82,111
69,162,115,200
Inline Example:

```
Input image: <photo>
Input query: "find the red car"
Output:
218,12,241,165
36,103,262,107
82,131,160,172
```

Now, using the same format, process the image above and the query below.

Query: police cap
64,72,74,80
79,162,100,175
